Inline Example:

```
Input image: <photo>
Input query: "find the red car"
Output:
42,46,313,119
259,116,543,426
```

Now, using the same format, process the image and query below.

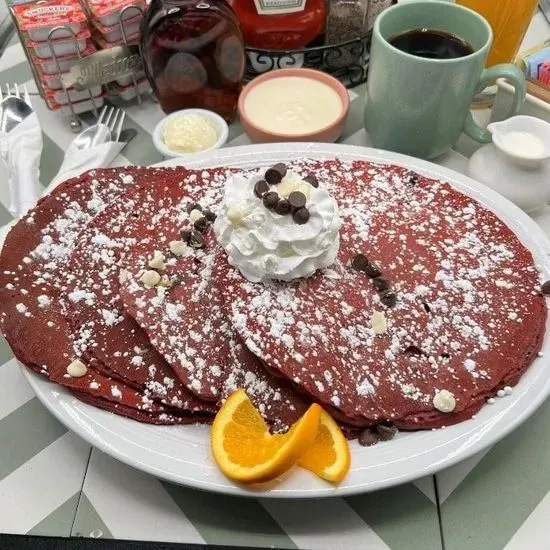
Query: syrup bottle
140,0,246,122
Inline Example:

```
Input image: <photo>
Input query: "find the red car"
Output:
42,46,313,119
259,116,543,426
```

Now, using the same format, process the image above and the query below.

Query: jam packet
12,0,88,42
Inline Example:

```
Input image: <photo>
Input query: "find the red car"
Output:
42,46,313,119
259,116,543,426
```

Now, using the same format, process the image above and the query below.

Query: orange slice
211,389,322,483
298,408,351,483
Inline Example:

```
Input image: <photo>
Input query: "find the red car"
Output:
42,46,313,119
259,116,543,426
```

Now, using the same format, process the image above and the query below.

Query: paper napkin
50,140,126,190
0,113,43,216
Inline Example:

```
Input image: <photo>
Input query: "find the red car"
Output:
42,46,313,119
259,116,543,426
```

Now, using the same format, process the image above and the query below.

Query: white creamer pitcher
468,115,550,213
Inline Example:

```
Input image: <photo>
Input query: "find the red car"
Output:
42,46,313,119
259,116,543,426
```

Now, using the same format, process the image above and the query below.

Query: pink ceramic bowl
238,68,350,143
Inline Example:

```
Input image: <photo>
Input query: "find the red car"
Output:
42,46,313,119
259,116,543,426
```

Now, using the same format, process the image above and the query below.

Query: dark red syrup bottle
140,0,246,122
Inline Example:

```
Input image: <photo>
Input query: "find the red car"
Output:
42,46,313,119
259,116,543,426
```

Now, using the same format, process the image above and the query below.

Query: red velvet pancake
115,172,310,431
62,168,226,415
0,168,196,422
213,159,547,429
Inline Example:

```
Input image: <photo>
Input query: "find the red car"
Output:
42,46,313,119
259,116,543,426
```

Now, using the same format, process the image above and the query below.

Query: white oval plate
17,143,550,498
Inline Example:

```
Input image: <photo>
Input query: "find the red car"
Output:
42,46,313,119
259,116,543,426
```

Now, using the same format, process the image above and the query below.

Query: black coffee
389,28,474,59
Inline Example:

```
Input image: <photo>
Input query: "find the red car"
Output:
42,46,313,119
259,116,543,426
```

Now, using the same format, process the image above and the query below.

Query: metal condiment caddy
9,2,146,131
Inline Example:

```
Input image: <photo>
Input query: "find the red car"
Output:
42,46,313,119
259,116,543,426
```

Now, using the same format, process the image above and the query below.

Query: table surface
0,11,549,550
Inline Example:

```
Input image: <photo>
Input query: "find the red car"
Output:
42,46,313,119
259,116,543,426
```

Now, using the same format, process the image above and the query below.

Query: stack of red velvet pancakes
0,159,545,438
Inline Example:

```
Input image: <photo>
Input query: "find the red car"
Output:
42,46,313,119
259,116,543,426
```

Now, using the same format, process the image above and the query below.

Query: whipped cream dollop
214,170,341,283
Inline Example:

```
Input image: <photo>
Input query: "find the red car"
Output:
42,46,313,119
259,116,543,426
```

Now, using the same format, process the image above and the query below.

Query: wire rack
245,33,372,88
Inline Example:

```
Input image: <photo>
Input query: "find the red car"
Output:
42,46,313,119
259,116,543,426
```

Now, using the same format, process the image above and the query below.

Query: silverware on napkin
0,84,41,216
50,106,134,189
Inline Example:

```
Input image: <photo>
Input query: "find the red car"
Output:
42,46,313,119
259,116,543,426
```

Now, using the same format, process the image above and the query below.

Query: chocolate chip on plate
292,207,310,225
542,281,550,295
194,216,209,232
254,179,270,198
373,277,390,292
375,423,398,441
180,228,192,243
275,198,291,216
405,171,419,185
189,230,205,249
263,191,279,209
265,163,287,185
380,289,397,307
351,253,369,272
365,262,382,278
288,191,307,209
203,209,216,222
358,428,380,447
303,174,319,188
187,202,202,214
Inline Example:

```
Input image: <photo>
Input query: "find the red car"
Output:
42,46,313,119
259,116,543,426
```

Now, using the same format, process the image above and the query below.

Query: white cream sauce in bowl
238,68,350,143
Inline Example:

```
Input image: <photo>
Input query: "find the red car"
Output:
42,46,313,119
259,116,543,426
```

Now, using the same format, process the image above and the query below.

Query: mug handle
463,63,526,143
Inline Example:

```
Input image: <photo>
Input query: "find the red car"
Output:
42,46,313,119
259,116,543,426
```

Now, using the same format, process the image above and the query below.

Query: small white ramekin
152,108,229,159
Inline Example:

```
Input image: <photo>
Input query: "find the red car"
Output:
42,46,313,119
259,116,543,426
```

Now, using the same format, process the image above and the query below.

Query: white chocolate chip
148,251,165,270
189,209,204,223
158,274,172,288
169,240,188,256
67,359,87,378
278,178,312,200
140,270,161,287
228,206,245,225
370,310,387,335
433,389,456,413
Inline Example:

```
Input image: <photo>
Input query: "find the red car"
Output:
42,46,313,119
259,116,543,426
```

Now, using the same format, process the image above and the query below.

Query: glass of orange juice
456,0,540,66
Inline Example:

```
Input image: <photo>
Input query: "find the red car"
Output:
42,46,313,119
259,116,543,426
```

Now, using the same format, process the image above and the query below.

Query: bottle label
253,0,307,15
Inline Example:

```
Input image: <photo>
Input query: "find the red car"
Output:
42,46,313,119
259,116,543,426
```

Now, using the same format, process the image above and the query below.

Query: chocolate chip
542,281,550,295
203,209,216,222
365,262,382,278
254,179,269,198
265,163,287,184
373,277,389,292
404,345,423,356
187,202,202,214
263,191,279,209
405,171,419,185
288,191,306,209
375,423,398,441
351,253,369,272
358,429,379,447
303,174,319,188
275,199,291,216
292,207,310,225
380,290,397,307
194,216,209,233
189,230,205,249
180,229,191,243
422,302,431,313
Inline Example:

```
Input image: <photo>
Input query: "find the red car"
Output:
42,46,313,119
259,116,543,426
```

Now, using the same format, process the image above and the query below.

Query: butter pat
163,114,218,153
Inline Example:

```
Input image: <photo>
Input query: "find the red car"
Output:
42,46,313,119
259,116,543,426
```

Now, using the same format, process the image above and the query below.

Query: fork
65,105,127,155
94,105,126,144
0,83,32,107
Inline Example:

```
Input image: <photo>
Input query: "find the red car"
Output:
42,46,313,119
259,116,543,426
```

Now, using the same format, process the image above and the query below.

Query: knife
118,128,138,146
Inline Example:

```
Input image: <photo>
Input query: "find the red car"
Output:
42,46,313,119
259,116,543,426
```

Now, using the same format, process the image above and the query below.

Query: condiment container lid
12,0,87,31
24,28,91,46
91,13,142,35
92,29,139,48
81,0,145,20
30,41,97,67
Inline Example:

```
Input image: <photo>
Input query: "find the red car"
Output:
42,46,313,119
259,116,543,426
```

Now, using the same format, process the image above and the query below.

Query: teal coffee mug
364,0,526,159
